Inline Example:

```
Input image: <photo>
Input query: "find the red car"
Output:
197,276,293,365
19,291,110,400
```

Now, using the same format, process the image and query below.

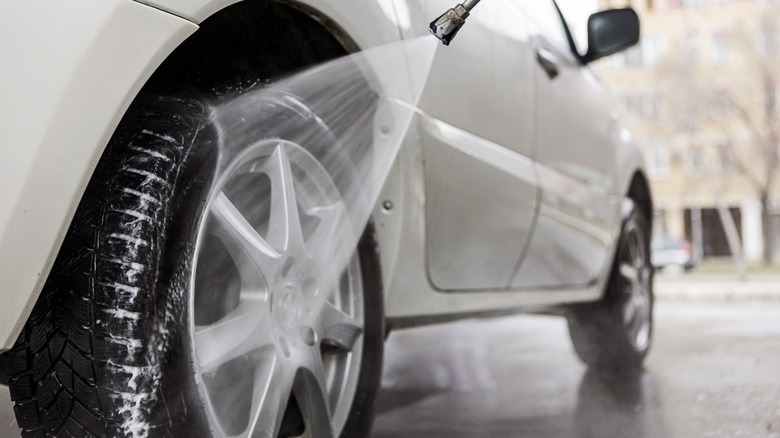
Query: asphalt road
371,301,780,438
1,300,778,437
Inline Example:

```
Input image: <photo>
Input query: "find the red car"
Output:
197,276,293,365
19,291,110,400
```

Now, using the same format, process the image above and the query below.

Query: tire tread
7,95,208,437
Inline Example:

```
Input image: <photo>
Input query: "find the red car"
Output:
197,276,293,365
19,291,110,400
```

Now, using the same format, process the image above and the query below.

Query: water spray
429,0,482,46
191,39,437,435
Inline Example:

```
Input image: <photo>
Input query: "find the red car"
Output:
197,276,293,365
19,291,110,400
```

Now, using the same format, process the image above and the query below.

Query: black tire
7,86,383,437
566,201,654,373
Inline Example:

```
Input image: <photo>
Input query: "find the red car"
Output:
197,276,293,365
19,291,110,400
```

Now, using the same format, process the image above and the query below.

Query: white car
652,235,696,272
0,1,652,437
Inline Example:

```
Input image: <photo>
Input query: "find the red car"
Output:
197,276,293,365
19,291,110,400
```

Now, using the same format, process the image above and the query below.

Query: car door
400,0,540,291
510,1,621,289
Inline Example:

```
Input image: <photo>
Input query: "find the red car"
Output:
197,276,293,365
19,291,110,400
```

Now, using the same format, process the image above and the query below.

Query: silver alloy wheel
189,139,365,438
618,219,652,352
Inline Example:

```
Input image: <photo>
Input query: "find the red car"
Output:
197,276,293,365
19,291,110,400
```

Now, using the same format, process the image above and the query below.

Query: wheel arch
145,1,361,96
0,0,397,351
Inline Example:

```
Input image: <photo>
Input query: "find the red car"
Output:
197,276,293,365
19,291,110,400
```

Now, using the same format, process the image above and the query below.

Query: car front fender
0,0,196,350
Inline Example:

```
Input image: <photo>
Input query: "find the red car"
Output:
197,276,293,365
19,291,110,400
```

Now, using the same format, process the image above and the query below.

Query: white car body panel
373,0,616,318
137,0,403,48
0,0,196,350
0,0,646,349
415,0,539,291
514,21,621,289
374,112,604,321
421,113,538,290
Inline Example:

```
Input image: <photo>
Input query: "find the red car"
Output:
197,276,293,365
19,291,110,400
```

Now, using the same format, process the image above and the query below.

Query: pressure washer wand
429,0,481,46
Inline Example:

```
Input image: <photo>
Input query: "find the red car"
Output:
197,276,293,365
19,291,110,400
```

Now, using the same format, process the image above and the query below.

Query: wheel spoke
244,352,295,438
626,231,640,264
637,286,651,319
305,203,348,258
632,305,646,338
619,262,638,283
298,350,333,438
623,296,638,327
195,299,272,373
263,144,305,253
317,301,363,352
194,139,365,438
624,292,647,337
212,192,281,264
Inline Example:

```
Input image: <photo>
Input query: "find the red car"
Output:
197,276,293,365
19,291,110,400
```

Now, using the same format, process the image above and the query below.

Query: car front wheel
7,89,383,438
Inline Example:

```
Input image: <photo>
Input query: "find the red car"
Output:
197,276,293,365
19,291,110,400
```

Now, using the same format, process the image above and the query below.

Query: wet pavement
0,300,778,437
371,301,780,438
0,383,12,435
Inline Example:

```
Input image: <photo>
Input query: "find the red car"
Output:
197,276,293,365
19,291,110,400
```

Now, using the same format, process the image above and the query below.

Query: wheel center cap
274,286,303,329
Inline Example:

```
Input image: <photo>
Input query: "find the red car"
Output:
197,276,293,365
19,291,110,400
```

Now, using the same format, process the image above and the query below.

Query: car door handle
536,48,560,80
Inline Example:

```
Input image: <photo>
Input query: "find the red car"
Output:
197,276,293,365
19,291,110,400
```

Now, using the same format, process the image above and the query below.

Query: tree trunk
761,191,773,265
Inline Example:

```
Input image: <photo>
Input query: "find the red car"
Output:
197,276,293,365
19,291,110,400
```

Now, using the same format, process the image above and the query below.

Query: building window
654,209,667,236
683,0,704,8
758,26,778,59
716,143,737,172
646,145,670,179
624,45,644,68
686,32,701,64
711,33,731,63
623,94,660,120
643,36,665,66
771,88,780,115
601,53,625,70
686,145,704,175
713,93,733,118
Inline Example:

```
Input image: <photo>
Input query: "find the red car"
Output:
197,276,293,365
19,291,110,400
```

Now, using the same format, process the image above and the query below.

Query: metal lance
429,0,482,46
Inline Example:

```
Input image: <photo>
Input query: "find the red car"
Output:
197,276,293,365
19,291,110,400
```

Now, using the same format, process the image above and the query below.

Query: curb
655,276,780,301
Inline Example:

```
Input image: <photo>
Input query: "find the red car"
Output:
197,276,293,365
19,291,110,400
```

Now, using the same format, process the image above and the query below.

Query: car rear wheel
566,200,653,372
6,88,383,437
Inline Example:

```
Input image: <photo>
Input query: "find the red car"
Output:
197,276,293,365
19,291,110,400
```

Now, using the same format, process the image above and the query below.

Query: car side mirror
582,8,640,64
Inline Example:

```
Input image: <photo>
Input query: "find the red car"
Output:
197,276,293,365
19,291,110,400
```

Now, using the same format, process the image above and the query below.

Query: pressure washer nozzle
429,0,481,46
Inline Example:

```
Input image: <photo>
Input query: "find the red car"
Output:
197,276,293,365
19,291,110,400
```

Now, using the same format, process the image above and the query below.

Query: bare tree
653,7,780,265
725,13,780,265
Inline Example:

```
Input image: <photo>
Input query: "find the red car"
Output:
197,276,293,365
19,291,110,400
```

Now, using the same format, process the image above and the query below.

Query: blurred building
597,0,780,263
